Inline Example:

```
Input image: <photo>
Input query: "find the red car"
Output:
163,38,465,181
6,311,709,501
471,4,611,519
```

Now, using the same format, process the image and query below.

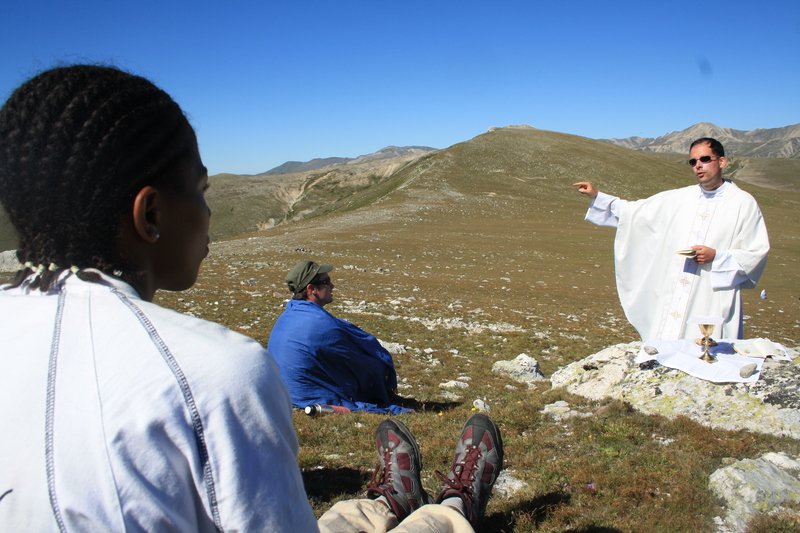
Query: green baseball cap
286,260,333,295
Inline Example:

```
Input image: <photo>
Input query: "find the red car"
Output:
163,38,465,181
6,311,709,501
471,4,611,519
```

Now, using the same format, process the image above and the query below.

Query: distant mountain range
196,125,798,243
262,146,437,175
262,122,799,178
603,122,800,159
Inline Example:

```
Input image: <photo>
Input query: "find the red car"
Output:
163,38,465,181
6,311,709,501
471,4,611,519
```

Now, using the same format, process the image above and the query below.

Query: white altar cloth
636,338,773,383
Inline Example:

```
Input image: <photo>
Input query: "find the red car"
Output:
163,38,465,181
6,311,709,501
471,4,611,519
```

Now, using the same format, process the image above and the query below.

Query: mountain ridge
262,145,437,176
264,123,799,179
604,122,800,159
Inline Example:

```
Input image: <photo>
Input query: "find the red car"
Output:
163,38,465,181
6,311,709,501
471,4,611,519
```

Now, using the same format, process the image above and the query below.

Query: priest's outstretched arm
575,181,624,228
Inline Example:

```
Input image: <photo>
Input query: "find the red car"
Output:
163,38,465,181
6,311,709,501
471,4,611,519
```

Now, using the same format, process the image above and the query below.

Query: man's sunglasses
313,277,332,286
688,155,718,166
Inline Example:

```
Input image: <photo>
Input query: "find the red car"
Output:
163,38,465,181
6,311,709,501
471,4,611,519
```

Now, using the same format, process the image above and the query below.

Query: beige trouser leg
318,499,398,532
392,503,474,533
318,499,474,533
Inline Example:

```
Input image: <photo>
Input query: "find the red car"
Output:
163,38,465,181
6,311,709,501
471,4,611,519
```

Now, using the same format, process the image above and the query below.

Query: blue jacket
267,300,410,414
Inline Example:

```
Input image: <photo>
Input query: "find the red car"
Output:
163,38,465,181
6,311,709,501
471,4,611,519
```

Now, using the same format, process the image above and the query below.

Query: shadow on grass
394,395,462,412
302,467,370,503
481,491,574,532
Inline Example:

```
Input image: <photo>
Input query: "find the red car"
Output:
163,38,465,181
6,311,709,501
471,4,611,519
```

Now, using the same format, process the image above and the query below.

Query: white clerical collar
700,180,729,199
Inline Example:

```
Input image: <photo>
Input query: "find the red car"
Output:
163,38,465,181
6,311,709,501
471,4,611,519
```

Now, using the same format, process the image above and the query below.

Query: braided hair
0,65,198,290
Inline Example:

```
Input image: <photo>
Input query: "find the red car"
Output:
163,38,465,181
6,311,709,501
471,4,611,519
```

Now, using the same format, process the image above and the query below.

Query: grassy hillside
728,156,800,191
205,152,432,241
153,127,799,531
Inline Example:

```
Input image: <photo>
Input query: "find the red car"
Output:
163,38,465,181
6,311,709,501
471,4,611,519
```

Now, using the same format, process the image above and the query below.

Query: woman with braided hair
0,65,317,530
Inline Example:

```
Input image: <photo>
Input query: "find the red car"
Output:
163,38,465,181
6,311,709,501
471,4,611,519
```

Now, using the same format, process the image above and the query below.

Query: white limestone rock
0,250,21,273
378,340,407,355
542,400,571,418
739,363,757,378
439,380,469,389
550,342,800,439
492,470,528,498
542,400,591,421
709,452,800,532
492,353,546,384
438,390,462,402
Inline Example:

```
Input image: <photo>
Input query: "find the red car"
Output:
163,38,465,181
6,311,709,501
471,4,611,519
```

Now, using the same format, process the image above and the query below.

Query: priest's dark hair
0,64,198,290
690,137,725,157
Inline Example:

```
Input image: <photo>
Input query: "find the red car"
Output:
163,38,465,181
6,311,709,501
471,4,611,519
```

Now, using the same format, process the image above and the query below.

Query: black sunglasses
688,155,718,166
312,276,332,286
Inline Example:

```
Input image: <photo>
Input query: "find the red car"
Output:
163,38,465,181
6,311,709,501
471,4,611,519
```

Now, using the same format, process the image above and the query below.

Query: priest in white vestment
575,137,769,341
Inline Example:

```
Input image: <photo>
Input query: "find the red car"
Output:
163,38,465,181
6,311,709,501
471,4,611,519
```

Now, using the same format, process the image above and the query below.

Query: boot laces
369,447,396,494
436,444,482,496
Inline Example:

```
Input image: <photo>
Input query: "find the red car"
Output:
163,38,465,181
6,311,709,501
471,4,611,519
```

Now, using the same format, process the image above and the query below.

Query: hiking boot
367,419,430,520
435,413,504,526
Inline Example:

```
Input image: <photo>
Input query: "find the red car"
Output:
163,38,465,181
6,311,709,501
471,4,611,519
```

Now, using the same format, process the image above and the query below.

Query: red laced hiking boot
435,413,504,526
367,419,430,521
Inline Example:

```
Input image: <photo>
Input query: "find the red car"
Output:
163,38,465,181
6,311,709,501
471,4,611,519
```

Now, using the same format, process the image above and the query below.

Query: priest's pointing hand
574,181,598,198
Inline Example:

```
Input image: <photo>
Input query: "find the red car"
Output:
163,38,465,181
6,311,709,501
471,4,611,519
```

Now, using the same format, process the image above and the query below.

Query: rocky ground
540,344,800,531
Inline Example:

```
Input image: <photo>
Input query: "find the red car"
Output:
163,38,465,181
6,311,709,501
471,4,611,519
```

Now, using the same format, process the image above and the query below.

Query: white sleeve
206,350,320,531
710,250,751,290
584,191,621,228
710,189,770,290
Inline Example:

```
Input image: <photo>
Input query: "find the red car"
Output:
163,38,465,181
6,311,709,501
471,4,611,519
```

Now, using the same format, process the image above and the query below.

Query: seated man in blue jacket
267,260,409,414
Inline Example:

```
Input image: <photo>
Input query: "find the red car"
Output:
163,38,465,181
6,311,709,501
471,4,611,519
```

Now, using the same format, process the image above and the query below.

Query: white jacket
0,271,318,531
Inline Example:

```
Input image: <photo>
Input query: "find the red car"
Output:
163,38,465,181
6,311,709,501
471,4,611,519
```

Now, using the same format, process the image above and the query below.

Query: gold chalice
697,323,718,363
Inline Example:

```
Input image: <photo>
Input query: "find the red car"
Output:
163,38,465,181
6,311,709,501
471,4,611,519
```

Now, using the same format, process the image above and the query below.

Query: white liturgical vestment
585,181,769,341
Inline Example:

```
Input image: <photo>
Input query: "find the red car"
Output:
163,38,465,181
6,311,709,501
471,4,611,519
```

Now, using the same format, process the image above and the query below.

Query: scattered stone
739,363,758,378
438,390,462,402
643,345,659,355
550,342,800,439
440,380,469,389
709,452,800,532
336,303,525,334
0,250,21,273
379,340,407,355
542,400,591,421
492,353,547,384
492,470,528,498
542,400,571,418
472,398,490,412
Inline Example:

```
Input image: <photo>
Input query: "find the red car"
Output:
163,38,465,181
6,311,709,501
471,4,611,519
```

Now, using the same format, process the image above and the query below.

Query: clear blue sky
2,1,799,175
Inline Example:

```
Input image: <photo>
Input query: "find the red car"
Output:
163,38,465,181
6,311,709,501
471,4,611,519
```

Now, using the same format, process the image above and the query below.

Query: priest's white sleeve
708,194,769,290
710,251,750,289
584,191,622,227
